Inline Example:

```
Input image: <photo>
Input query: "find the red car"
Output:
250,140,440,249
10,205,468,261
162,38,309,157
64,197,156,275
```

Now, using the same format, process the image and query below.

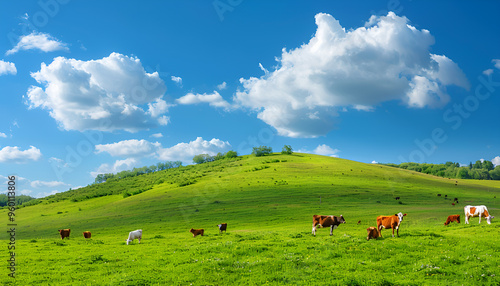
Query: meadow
2,154,499,285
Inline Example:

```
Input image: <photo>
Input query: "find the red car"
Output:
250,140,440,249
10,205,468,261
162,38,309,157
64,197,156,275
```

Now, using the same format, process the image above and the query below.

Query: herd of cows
56,205,495,243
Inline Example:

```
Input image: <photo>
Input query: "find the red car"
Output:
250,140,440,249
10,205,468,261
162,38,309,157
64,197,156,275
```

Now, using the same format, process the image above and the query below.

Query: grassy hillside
2,154,499,285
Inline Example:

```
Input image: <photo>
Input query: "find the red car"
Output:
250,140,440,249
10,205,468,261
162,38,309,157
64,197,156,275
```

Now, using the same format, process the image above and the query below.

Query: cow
444,215,460,225
190,228,204,237
82,231,92,239
312,215,346,236
58,229,70,240
376,212,406,237
126,229,142,245
366,226,380,240
464,205,495,224
395,197,400,200
217,223,227,234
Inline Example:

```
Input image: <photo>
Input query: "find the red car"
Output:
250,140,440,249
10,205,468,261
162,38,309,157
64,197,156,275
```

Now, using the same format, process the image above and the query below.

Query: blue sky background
1,0,499,198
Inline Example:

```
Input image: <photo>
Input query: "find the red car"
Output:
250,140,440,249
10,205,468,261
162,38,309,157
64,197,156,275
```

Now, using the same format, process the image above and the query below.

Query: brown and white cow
58,229,71,240
366,226,380,240
82,231,92,239
190,228,204,237
376,212,406,237
312,215,346,236
444,215,460,225
217,223,227,234
464,205,494,224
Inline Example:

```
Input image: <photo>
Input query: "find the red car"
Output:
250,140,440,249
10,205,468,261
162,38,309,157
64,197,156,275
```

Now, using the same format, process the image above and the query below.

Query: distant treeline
384,160,500,180
0,194,36,207
94,161,183,184
193,151,238,164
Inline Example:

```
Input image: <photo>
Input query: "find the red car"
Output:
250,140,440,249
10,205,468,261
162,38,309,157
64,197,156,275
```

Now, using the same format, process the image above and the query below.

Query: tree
456,167,470,179
490,166,500,180
193,154,211,164
281,145,293,155
252,146,272,157
483,160,494,171
225,150,238,158
473,160,483,169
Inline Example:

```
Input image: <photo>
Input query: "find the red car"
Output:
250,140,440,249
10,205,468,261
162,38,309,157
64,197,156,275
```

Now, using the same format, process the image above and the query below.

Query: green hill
3,154,500,285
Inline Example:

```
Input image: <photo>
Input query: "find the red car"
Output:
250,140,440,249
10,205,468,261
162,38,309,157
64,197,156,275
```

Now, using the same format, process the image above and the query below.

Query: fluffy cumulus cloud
313,144,340,157
177,91,232,110
0,132,7,138
171,76,182,86
0,146,42,163
6,32,68,55
24,53,168,132
217,81,227,90
157,137,231,164
492,156,500,167
90,158,138,178
235,12,469,138
0,60,17,75
95,139,160,157
31,180,69,188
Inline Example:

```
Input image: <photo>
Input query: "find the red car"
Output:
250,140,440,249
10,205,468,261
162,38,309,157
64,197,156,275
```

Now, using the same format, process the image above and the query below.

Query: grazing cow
217,223,227,234
82,231,92,239
444,215,460,225
366,226,380,240
190,228,204,237
464,205,495,224
357,220,361,224
312,215,346,236
126,229,142,245
376,212,406,237
437,194,441,197
58,229,70,240
395,197,400,200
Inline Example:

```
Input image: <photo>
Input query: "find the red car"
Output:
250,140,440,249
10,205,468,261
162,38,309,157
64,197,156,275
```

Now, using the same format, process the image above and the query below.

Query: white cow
126,229,142,245
464,205,494,224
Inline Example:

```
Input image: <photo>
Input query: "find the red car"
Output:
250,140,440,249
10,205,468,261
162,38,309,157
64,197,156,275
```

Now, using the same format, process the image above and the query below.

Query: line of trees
385,160,500,180
0,194,36,207
94,161,183,184
193,150,238,164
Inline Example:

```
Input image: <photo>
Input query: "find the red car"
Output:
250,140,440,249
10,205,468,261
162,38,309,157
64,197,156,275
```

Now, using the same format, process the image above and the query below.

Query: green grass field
2,154,499,285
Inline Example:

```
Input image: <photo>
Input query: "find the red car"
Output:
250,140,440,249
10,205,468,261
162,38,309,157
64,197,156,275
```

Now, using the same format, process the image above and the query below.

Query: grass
2,154,499,285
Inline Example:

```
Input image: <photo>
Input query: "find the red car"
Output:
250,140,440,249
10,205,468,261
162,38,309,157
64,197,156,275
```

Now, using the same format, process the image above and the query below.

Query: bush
281,145,293,155
252,146,272,157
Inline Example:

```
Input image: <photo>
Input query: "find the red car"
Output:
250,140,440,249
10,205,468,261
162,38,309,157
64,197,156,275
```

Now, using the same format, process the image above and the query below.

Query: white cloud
177,91,232,110
483,69,494,76
90,158,138,178
95,139,160,157
371,160,378,164
493,59,500,70
0,60,17,75
6,32,68,55
171,75,182,86
313,144,340,157
158,115,170,126
31,180,69,188
24,53,168,132
151,133,163,138
235,12,469,138
157,137,231,164
217,81,227,90
147,99,171,118
0,146,42,163
20,189,32,196
0,132,7,138
492,156,500,167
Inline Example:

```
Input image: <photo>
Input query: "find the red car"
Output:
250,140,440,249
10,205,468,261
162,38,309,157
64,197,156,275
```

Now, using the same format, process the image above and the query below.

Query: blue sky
1,0,499,198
